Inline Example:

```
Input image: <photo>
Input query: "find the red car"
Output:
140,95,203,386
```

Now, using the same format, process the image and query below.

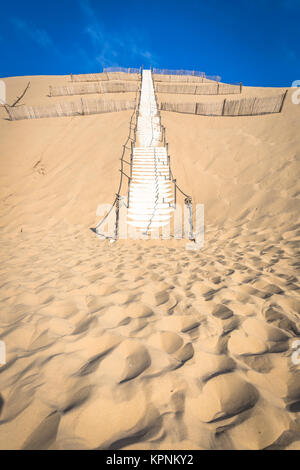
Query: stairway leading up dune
126,70,174,232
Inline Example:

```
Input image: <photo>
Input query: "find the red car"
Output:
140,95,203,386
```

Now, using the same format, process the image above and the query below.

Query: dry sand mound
0,75,299,449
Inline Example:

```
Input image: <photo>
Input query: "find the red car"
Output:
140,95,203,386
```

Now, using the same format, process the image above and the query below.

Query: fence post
130,142,133,178
127,177,131,208
4,105,13,120
240,82,243,94
114,194,120,240
174,179,177,206
222,98,226,116
185,197,194,240
279,90,288,113
195,103,198,114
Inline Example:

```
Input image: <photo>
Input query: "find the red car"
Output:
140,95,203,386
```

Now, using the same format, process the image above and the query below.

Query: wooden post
189,200,194,240
114,194,120,240
222,98,226,116
240,82,242,94
174,179,177,206
130,143,133,178
279,89,288,113
4,105,13,120
127,177,131,208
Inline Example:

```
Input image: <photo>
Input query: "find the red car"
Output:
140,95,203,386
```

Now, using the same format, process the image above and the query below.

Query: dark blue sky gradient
0,0,299,86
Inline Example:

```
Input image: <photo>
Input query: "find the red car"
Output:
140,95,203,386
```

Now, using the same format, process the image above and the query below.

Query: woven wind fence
71,73,109,82
153,74,219,84
223,94,285,116
152,69,221,82
160,92,287,117
160,102,197,114
6,98,136,121
195,102,224,116
106,72,140,81
50,81,139,97
159,101,222,115
81,98,135,115
155,82,241,95
103,67,141,74
71,72,140,82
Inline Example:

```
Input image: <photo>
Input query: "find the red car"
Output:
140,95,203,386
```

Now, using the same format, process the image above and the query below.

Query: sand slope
0,75,299,450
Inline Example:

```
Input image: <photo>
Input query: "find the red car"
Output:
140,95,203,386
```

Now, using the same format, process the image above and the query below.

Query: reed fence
153,74,220,84
50,81,139,97
5,98,136,121
103,67,141,74
152,68,221,82
71,72,140,82
155,82,241,95
160,92,287,117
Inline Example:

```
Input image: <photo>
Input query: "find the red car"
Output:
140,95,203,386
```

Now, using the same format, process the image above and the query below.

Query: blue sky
0,0,299,86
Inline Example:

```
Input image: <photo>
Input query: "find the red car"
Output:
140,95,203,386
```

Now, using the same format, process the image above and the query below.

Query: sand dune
0,74,299,449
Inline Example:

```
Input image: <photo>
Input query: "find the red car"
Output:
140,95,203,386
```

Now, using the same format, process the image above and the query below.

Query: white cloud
78,0,159,69
11,17,54,49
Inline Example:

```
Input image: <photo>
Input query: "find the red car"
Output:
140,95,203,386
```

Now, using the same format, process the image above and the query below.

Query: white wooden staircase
127,70,174,232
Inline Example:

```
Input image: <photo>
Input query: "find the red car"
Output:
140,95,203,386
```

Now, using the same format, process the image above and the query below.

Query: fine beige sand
0,75,299,450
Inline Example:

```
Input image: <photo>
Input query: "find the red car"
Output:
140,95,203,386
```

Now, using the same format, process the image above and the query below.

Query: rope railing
94,69,142,240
